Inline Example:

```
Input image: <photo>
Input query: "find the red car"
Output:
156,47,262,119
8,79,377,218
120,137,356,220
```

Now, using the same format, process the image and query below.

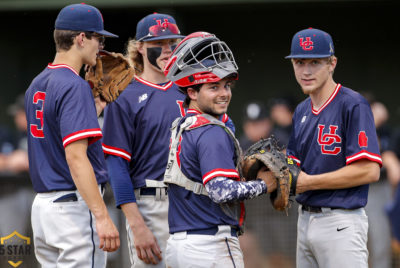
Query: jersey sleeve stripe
203,169,240,184
102,144,131,161
346,150,382,166
63,129,102,148
288,155,301,166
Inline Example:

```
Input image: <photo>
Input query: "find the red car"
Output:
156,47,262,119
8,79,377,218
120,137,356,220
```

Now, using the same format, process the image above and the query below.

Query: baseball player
162,32,278,268
25,4,119,267
285,28,382,267
101,13,186,268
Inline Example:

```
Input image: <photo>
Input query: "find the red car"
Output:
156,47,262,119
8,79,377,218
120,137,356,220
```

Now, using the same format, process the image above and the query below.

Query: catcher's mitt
85,50,135,103
240,136,299,212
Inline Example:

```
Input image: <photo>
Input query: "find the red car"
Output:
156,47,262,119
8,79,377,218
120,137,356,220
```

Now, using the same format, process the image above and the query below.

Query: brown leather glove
85,50,135,103
240,136,299,212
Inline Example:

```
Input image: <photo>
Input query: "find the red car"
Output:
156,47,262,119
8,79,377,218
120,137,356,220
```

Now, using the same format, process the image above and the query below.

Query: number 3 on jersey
30,91,46,138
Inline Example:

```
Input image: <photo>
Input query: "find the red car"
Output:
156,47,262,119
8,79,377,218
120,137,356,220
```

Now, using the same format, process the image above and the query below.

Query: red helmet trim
174,71,237,87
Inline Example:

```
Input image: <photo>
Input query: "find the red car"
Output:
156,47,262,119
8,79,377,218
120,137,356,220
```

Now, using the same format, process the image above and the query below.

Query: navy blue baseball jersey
102,77,234,207
287,84,382,209
102,76,186,205
25,64,108,192
167,110,242,234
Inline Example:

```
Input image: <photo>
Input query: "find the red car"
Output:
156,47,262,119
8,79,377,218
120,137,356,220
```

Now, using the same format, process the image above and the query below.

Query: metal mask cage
179,39,238,73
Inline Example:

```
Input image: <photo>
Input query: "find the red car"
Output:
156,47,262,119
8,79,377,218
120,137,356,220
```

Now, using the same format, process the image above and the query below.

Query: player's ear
328,56,337,72
187,87,198,101
76,32,85,46
137,42,145,55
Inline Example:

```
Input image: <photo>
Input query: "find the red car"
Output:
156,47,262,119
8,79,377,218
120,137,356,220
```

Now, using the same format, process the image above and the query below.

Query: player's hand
94,95,107,117
257,166,277,193
96,216,120,252
130,222,162,264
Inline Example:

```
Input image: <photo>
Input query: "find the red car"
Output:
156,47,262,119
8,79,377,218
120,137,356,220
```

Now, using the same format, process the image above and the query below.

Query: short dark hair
179,84,202,107
53,30,97,52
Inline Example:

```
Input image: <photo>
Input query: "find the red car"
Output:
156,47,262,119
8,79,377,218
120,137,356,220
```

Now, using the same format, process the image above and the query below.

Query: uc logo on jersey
317,124,342,155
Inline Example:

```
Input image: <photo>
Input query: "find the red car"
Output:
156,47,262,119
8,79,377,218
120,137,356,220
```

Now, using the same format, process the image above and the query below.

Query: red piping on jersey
47,63,79,76
311,84,341,115
134,75,173,91
239,202,246,227
288,155,301,166
63,128,102,148
346,150,382,167
176,136,183,168
102,144,131,161
221,113,228,123
186,109,229,123
186,109,201,115
202,168,240,184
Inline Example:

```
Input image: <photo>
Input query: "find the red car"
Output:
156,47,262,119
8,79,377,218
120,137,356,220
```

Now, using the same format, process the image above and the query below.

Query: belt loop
161,188,167,201
321,207,331,214
134,189,141,200
155,188,161,201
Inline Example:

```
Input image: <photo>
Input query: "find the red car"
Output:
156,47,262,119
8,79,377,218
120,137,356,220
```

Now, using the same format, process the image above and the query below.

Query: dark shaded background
1,1,399,137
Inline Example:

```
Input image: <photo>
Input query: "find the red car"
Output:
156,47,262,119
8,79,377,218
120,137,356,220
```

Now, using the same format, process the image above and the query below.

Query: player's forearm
121,202,148,232
297,159,380,193
205,176,267,203
94,96,107,117
65,139,109,220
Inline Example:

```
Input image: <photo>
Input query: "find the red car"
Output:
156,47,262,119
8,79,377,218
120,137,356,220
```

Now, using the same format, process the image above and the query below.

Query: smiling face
139,38,179,73
291,57,337,95
187,78,233,118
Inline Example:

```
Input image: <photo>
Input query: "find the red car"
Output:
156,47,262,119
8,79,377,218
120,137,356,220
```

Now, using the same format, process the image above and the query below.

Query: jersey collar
134,75,173,91
186,109,229,123
47,63,79,76
311,83,341,115
186,109,202,115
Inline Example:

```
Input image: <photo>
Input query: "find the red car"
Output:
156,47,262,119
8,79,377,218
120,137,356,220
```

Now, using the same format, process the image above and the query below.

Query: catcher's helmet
164,32,238,87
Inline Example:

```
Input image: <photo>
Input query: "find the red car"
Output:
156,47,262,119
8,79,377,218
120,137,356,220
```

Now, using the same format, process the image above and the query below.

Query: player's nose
302,64,313,75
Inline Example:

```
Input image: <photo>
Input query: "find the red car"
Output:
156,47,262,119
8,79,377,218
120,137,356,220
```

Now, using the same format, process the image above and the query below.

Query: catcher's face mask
164,31,238,87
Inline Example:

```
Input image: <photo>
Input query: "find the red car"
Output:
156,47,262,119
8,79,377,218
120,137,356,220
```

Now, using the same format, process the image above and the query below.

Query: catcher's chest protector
164,114,242,196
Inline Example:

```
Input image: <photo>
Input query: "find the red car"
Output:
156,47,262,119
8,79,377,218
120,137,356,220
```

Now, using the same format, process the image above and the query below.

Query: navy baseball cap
55,3,118,38
136,13,185,42
285,28,334,59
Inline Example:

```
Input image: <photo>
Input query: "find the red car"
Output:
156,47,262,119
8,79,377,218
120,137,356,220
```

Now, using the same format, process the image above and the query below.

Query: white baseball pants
31,186,106,268
297,206,368,268
166,225,244,268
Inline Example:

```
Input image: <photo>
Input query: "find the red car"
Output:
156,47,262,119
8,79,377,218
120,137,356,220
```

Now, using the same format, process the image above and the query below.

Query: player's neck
52,51,82,74
139,68,168,85
188,102,201,113
310,79,337,110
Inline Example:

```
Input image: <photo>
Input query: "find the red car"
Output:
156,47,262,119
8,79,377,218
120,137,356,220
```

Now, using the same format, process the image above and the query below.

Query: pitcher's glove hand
240,136,300,212
85,50,135,103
